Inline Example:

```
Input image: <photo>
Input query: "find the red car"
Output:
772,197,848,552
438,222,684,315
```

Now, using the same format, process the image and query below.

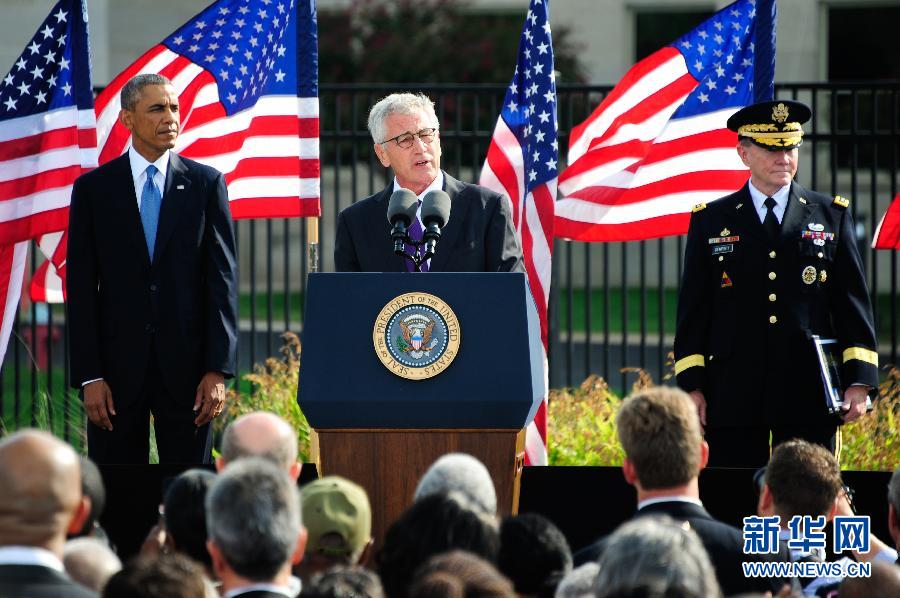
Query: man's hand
193,372,226,426
840,386,869,423
84,380,115,431
689,390,707,427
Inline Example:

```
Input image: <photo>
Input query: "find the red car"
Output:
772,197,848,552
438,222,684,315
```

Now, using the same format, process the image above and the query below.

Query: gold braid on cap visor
738,121,804,147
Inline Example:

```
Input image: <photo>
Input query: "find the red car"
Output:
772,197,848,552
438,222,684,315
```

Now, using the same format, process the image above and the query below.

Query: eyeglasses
380,128,438,149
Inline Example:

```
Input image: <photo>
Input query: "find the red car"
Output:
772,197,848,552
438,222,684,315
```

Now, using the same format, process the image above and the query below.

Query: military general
674,100,878,467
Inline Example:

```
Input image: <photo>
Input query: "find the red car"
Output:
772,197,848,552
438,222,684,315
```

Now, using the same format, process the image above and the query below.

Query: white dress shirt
748,180,790,225
128,146,170,210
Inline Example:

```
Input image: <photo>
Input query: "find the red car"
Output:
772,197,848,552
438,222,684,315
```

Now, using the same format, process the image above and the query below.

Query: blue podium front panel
298,273,543,429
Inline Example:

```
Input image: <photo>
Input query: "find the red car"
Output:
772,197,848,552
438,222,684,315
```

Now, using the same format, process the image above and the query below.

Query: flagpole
306,217,319,273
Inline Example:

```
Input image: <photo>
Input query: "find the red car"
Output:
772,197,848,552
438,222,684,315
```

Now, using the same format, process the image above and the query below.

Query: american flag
32,0,320,302
479,0,557,465
0,0,95,364
556,0,775,241
872,193,900,250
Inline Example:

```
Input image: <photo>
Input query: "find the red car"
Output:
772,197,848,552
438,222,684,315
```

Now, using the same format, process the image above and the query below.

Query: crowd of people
1,390,899,598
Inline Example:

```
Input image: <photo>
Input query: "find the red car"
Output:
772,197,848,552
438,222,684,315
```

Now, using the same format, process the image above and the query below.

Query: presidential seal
373,293,461,380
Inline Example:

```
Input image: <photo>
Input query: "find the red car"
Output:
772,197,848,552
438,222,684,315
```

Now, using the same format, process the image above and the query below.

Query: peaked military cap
727,100,811,150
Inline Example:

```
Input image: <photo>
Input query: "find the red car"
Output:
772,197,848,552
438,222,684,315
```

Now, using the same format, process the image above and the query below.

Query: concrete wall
1,1,886,86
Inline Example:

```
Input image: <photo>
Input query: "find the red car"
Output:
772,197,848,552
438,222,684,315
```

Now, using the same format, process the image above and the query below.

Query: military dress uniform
673,101,879,467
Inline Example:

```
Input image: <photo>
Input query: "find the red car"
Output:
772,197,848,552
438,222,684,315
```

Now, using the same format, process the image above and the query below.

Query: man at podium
334,93,524,273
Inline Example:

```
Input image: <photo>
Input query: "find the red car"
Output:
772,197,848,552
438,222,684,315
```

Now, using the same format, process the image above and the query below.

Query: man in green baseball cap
296,476,373,583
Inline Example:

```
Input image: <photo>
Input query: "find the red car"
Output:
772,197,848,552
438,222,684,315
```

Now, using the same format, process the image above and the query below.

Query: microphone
386,189,419,257
421,190,451,258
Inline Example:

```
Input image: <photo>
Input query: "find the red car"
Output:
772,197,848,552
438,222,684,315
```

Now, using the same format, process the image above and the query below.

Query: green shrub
548,366,900,472
840,365,900,471
217,332,311,462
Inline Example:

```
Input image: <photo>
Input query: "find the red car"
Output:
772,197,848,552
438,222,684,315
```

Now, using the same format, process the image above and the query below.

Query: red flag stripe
0,126,97,162
229,196,321,219
0,165,86,203
181,115,314,156
583,73,697,154
221,157,320,185
564,170,750,207
0,208,70,243
569,48,684,157
555,212,693,242
872,193,900,250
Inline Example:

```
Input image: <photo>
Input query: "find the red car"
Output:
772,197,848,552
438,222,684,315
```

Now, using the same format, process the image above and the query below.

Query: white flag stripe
488,118,526,206
0,242,28,366
558,157,642,196
595,94,688,149
568,53,688,162
0,188,71,223
656,108,742,142
524,193,552,302
524,420,547,466
36,230,64,259
0,108,95,144
181,136,304,171
227,177,319,200
560,147,745,196
175,98,316,148
0,146,95,184
557,189,734,224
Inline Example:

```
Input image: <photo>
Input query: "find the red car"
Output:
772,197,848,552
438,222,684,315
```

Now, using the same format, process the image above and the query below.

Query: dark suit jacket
674,182,877,428
0,564,98,597
573,501,791,596
334,172,524,273
66,152,238,404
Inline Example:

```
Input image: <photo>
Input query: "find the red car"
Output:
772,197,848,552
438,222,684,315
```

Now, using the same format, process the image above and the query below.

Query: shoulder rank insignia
692,203,707,213
833,195,850,208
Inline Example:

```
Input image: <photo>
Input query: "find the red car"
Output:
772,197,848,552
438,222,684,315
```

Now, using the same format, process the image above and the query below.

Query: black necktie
763,197,780,243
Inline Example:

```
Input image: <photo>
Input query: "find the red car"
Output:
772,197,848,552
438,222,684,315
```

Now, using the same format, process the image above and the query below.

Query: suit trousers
705,425,837,468
86,343,212,464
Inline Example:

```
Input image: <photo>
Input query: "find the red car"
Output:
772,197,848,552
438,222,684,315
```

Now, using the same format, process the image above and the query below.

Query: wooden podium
311,429,525,544
299,273,543,544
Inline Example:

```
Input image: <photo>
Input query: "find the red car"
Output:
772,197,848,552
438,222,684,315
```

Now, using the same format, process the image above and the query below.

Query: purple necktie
405,202,429,272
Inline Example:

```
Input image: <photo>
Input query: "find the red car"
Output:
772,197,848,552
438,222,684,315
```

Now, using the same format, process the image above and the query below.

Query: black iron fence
2,82,899,437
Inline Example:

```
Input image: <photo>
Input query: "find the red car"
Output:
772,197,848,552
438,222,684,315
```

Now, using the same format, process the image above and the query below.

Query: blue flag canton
0,0,93,121
499,0,558,195
164,0,310,116
672,0,760,118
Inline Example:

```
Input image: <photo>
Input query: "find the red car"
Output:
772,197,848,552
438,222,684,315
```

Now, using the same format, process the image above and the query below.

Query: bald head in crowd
0,430,89,557
217,412,301,479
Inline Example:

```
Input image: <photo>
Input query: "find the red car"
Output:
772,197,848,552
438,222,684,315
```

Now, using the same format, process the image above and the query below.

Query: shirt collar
748,179,791,213
223,576,301,598
392,171,444,201
637,495,704,511
128,146,170,185
0,546,64,571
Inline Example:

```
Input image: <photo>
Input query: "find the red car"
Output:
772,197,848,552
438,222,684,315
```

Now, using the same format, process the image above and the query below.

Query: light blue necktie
140,164,162,260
